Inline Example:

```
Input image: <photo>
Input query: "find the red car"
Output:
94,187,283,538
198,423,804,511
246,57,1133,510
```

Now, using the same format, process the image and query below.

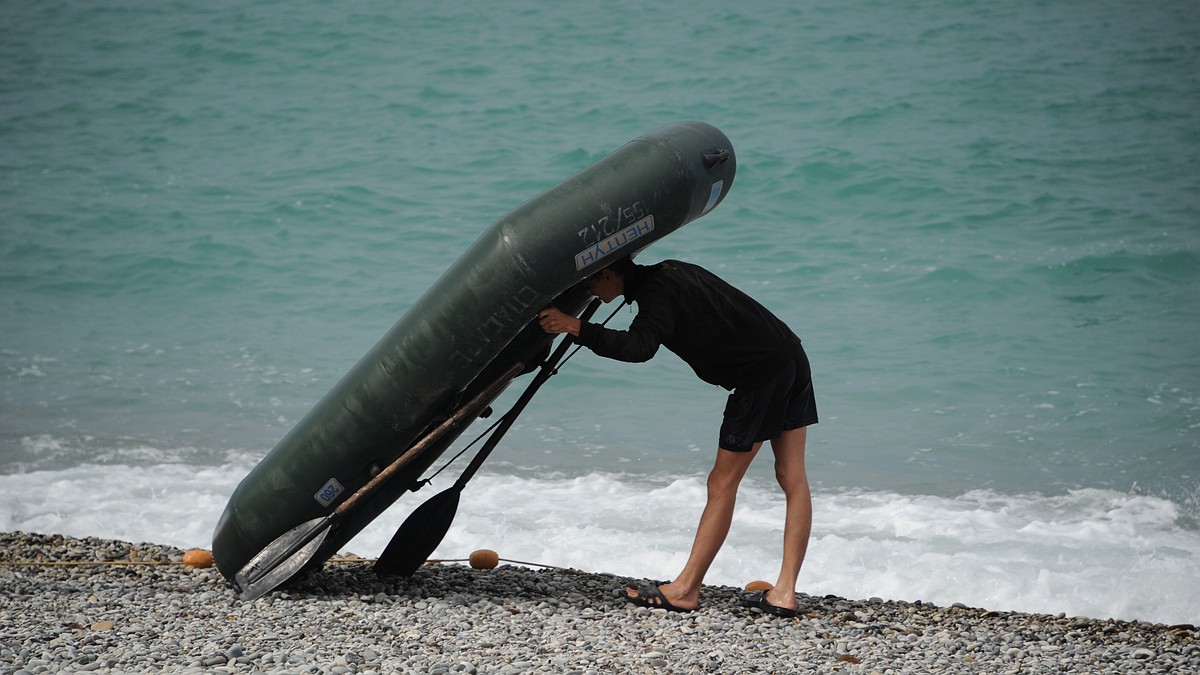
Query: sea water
2,0,1198,625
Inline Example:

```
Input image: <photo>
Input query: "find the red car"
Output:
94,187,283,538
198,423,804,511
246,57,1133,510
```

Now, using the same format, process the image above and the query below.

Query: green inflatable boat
212,121,737,597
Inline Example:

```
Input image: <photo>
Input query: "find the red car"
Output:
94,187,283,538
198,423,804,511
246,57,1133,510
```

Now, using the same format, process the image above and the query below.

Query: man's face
585,269,623,303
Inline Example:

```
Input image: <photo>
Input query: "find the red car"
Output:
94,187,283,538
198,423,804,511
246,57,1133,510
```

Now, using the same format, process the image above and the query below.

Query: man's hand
538,307,581,336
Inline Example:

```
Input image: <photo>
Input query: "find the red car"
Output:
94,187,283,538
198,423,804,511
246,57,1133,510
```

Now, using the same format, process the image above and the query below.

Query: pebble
1,531,1198,674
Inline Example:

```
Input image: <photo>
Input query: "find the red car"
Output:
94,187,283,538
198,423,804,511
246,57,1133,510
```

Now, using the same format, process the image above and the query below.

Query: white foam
0,462,249,551
356,476,1200,626
2,464,1197,626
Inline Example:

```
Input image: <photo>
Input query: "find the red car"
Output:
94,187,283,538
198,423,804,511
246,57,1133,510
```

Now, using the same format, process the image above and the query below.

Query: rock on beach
1,531,1197,674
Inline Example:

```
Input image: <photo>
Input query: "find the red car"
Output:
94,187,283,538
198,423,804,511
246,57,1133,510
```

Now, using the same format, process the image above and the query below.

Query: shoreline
1,532,1196,674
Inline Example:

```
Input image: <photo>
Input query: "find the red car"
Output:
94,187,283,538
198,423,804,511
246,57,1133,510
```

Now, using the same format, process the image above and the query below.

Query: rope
408,557,571,571
0,560,181,567
0,554,569,571
421,299,627,486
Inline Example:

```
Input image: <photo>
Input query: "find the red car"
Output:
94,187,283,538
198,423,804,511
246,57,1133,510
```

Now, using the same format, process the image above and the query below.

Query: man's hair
606,256,637,277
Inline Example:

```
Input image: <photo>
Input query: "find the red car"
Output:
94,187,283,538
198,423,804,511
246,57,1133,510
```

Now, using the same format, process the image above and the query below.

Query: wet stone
2,531,1198,675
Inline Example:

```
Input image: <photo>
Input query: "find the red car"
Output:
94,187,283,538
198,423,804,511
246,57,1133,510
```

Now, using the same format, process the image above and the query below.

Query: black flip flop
741,591,798,618
624,583,698,613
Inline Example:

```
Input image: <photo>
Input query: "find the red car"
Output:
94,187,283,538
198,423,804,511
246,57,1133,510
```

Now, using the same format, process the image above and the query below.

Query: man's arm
577,318,661,363
541,298,671,363
537,308,581,336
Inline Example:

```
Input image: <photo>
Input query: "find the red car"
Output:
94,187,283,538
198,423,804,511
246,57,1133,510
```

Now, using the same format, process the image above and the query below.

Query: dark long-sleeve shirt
576,260,799,391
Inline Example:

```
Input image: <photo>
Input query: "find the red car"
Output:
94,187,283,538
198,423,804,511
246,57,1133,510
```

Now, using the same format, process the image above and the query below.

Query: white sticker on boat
701,180,724,214
314,478,344,507
574,215,655,271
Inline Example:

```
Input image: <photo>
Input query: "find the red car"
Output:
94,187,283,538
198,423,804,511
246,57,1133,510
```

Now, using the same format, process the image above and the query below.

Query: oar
375,299,601,576
233,362,523,601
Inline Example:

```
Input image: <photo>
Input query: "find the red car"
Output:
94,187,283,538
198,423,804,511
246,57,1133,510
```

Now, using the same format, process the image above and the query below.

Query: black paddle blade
374,486,462,577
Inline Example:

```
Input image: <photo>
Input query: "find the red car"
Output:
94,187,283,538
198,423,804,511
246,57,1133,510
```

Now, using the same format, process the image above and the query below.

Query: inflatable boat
212,121,737,594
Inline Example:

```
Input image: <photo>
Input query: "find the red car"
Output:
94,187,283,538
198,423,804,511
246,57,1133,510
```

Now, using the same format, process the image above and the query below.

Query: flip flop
741,591,798,618
624,583,698,613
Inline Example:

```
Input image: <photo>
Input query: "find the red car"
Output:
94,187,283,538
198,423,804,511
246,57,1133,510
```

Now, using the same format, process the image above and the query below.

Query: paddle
233,362,523,601
374,298,602,576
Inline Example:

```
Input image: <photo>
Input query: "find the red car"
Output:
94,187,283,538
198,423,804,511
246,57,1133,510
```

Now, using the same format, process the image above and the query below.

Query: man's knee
706,466,742,498
774,463,807,491
771,428,809,489
707,449,756,496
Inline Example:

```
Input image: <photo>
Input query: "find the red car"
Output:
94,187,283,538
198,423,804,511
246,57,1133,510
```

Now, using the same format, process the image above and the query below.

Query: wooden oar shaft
334,361,524,517
454,299,600,487
237,362,524,592
373,300,602,578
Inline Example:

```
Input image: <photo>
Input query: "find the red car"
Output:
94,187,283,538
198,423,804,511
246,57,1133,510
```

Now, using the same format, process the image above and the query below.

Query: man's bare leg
627,444,761,610
765,425,811,611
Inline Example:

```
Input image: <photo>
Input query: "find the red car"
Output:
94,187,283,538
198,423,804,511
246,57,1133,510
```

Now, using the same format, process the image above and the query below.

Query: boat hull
212,121,737,582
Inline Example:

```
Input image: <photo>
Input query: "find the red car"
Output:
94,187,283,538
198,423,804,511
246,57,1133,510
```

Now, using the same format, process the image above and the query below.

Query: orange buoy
745,580,773,592
182,549,214,568
468,549,500,570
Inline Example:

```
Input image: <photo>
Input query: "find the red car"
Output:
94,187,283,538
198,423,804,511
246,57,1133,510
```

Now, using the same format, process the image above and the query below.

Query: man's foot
741,590,798,618
625,583,699,613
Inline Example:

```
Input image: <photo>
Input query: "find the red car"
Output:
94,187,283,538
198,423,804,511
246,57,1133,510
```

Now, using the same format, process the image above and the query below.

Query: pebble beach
1,532,1196,674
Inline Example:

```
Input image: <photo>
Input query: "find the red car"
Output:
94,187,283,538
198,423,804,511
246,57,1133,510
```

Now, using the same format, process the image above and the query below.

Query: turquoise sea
2,0,1198,624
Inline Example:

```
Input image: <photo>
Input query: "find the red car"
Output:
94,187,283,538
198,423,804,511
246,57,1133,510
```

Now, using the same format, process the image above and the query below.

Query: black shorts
718,343,817,452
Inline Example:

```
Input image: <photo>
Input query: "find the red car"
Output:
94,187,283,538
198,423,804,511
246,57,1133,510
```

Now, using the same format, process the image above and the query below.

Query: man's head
583,257,634,303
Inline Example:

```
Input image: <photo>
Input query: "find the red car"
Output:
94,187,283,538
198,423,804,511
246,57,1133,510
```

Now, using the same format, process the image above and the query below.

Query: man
537,257,816,617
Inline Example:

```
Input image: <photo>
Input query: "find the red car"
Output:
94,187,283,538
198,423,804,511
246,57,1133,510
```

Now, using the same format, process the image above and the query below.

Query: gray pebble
2,532,1198,675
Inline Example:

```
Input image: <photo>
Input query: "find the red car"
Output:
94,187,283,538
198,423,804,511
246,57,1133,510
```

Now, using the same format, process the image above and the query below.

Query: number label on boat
314,478,344,507
574,215,655,271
